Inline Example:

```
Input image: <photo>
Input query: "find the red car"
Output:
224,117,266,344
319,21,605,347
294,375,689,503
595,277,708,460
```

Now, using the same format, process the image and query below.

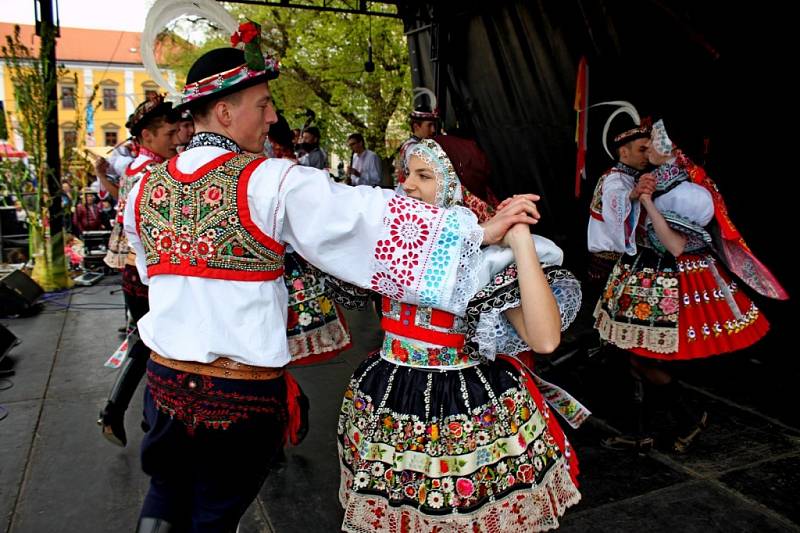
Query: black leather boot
97,338,148,447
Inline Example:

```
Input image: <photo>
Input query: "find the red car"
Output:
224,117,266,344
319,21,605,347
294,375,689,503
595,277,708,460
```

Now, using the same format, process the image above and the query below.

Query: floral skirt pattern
284,253,352,365
338,354,580,533
104,223,129,269
595,248,769,360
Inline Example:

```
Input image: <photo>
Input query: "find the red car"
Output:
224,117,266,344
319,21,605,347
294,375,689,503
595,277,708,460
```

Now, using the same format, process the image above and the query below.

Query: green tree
162,7,412,170
1,25,73,289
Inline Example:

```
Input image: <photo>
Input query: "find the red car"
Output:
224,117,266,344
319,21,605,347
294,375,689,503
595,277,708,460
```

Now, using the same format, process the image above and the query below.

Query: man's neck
139,143,167,162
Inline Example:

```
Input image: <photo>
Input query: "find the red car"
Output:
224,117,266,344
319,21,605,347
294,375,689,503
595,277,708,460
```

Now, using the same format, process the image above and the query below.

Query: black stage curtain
401,0,795,311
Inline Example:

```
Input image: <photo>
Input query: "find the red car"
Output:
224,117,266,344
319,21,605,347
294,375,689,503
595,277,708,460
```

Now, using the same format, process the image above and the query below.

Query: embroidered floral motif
371,271,404,300
138,153,284,280
147,369,285,436
596,249,768,357
338,363,576,519
381,334,472,368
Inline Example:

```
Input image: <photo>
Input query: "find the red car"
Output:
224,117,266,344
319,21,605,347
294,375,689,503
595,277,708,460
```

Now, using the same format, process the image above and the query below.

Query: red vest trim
135,153,285,282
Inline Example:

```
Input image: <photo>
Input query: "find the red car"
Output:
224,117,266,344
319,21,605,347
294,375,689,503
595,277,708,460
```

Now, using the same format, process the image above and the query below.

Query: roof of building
1,22,157,65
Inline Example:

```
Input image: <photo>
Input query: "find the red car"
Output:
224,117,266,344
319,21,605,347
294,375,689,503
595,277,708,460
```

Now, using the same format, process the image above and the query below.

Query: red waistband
381,316,465,349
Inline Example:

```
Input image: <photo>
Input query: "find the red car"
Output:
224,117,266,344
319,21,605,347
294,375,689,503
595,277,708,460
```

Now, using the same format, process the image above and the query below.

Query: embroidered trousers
139,359,288,532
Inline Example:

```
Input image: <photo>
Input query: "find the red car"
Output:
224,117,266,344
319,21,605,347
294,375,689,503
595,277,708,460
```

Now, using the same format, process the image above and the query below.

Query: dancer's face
225,83,278,153
403,155,438,205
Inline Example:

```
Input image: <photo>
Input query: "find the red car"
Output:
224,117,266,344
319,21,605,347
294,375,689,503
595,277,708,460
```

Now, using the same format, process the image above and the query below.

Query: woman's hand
502,222,531,248
480,194,540,246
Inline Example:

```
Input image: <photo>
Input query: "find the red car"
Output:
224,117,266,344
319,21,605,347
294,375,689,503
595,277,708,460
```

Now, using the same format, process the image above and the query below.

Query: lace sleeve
463,265,582,359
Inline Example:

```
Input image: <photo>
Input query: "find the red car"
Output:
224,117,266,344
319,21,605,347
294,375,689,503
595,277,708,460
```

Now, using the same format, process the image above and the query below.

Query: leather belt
150,352,284,381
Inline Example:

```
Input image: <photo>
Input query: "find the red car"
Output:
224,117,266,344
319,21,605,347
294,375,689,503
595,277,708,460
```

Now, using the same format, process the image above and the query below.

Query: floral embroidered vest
134,152,285,281
380,296,477,369
117,158,157,225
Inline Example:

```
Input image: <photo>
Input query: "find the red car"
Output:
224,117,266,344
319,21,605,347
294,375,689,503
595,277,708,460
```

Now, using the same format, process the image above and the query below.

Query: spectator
298,126,327,169
346,133,382,186
73,189,103,235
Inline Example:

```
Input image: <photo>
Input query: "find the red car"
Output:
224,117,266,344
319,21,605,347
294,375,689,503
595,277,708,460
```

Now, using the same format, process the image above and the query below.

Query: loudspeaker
0,269,44,317
0,323,19,370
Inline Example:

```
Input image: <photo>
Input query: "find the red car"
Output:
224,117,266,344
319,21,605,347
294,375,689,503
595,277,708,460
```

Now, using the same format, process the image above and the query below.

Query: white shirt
125,145,484,367
587,170,640,255
351,149,382,186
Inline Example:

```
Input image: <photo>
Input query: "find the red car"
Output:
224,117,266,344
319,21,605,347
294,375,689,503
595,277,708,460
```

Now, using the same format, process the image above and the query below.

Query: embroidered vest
134,152,285,281
380,296,477,369
117,158,157,225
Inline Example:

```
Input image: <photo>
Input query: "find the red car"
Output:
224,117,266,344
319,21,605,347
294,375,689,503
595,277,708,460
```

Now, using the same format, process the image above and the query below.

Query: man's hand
94,157,109,179
630,173,656,199
481,194,541,246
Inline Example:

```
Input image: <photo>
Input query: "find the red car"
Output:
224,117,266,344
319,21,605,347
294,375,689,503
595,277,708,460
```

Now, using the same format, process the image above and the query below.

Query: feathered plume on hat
589,100,652,159
409,87,439,120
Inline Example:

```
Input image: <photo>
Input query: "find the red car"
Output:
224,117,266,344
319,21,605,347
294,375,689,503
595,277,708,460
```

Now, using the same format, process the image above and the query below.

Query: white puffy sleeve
602,172,640,255
271,163,485,316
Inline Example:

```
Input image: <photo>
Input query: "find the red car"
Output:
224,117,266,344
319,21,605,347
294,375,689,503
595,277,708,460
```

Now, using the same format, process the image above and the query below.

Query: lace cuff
464,265,582,359
420,205,484,316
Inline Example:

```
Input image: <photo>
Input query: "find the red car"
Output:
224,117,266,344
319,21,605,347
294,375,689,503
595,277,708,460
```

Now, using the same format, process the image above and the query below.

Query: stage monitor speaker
0,269,44,317
0,323,20,367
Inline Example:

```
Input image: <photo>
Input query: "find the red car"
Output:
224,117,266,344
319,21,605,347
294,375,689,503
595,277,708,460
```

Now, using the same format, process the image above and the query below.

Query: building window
103,88,117,110
63,130,77,150
61,85,76,109
104,130,118,146
142,81,160,103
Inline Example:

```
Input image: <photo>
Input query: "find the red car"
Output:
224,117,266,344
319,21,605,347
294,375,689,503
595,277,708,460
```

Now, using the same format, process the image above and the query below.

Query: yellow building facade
1,23,174,154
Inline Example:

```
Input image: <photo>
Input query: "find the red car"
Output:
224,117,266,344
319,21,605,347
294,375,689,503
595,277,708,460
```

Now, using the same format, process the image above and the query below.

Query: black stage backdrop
399,0,796,330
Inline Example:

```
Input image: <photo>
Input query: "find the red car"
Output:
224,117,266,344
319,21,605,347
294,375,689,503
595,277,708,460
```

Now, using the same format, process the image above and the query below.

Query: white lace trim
549,271,582,331
594,303,678,353
339,456,581,533
288,315,351,362
472,270,583,359
441,206,485,316
474,300,529,359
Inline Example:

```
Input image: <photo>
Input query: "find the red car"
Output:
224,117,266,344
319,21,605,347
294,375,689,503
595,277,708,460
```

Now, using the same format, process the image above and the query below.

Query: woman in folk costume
337,139,586,533
595,118,788,452
268,112,353,364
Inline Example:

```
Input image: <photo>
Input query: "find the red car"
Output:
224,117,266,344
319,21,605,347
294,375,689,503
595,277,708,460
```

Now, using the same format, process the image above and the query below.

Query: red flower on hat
231,21,260,47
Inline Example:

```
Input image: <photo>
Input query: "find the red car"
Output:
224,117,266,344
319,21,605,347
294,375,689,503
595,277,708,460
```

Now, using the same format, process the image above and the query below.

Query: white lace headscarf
405,139,464,208
651,119,675,156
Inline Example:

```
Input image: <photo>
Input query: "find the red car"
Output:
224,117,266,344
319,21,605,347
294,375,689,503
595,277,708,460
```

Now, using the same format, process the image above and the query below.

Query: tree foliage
161,6,412,163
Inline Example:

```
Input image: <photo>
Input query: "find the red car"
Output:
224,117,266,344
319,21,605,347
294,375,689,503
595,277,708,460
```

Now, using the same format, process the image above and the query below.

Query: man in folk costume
395,87,439,184
125,22,543,532
96,96,179,447
586,102,656,299
594,117,787,453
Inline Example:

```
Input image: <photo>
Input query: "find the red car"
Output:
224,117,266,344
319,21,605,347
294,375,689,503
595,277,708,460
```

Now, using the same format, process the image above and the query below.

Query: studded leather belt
150,352,284,380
